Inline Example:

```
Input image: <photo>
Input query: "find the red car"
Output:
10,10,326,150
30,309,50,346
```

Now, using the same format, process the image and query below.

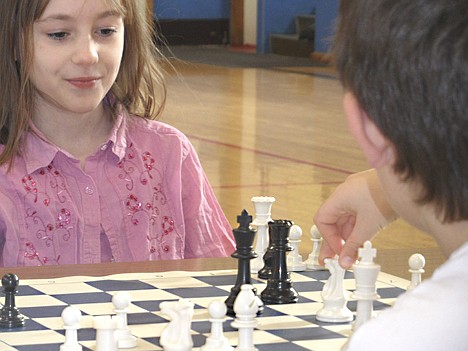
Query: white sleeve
346,247,468,351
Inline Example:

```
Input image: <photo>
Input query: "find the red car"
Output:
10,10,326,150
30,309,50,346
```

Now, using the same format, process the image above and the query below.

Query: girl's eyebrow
37,10,121,23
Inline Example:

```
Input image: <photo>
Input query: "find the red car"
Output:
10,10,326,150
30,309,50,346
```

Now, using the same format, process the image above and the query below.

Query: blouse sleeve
179,138,235,258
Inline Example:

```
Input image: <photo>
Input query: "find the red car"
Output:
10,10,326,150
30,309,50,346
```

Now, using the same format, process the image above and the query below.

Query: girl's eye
97,28,117,37
47,32,69,40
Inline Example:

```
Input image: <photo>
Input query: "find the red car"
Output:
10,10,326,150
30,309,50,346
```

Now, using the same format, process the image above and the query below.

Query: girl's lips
67,77,100,89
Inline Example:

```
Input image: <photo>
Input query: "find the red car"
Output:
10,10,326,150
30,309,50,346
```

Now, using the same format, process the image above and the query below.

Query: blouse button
85,186,94,195
100,144,108,151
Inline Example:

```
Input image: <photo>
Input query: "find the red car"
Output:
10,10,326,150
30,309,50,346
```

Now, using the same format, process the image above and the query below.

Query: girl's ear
343,92,395,168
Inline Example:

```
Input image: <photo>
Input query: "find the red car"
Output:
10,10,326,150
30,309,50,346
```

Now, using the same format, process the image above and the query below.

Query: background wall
153,0,338,53
154,0,229,20
154,0,230,45
256,0,317,53
256,0,338,53
314,0,339,52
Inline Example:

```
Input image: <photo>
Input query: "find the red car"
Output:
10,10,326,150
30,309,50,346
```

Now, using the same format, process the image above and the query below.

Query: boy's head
334,0,468,222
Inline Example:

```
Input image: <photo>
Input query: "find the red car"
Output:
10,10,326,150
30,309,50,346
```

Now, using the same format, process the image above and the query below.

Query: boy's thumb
339,239,363,269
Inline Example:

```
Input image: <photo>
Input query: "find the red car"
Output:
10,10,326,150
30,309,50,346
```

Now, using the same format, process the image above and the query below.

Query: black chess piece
261,220,299,304
0,273,25,328
225,210,263,317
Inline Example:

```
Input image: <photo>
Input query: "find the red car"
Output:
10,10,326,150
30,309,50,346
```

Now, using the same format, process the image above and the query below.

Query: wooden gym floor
161,57,445,279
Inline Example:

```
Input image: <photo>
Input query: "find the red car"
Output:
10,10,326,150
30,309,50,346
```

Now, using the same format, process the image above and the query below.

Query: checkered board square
0,269,408,351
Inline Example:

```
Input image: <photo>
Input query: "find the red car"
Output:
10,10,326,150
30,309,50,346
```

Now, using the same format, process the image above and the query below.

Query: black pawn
225,210,263,317
257,226,274,280
0,273,25,328
261,220,298,304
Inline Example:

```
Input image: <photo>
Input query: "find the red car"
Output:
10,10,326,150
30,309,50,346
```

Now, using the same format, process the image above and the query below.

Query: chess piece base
261,280,298,304
0,313,24,328
316,308,354,323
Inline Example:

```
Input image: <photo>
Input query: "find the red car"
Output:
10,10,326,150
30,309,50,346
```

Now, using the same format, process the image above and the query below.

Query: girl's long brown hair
0,0,167,167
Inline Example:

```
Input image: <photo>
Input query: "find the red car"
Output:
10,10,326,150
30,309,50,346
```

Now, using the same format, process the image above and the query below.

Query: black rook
261,220,298,304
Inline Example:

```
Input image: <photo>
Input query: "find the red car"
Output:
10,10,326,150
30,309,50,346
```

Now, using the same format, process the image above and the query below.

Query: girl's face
30,0,124,118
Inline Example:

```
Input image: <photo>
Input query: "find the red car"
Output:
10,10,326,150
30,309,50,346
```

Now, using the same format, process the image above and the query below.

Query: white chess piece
94,315,118,351
232,285,260,351
316,257,353,323
112,291,137,348
60,306,83,351
408,253,425,290
250,196,275,273
160,299,194,351
201,300,234,351
305,225,325,270
352,241,380,331
287,224,306,271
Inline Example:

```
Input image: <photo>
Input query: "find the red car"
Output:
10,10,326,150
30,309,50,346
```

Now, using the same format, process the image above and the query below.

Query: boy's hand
314,169,397,268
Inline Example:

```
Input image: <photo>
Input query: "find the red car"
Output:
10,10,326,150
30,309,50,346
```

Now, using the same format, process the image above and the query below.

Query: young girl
0,0,235,266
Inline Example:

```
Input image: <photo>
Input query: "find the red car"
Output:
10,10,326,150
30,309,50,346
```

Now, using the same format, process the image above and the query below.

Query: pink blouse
0,111,235,266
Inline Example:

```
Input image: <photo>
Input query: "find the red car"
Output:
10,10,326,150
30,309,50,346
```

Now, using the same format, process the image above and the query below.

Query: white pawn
201,300,233,351
251,196,275,273
408,253,425,290
60,306,82,351
305,225,325,270
287,225,306,271
94,315,118,351
232,285,260,351
112,291,137,348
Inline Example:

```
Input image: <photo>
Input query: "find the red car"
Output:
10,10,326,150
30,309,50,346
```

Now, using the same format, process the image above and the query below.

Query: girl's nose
71,37,98,65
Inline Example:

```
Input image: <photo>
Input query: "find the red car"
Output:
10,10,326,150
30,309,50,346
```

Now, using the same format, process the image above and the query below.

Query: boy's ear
343,92,395,168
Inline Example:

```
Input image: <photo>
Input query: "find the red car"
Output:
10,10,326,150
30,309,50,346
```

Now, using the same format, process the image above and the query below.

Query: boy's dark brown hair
0,0,166,166
333,0,468,222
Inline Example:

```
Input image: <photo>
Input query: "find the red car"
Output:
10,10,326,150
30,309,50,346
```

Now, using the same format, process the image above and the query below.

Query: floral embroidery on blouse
118,142,177,257
22,163,73,265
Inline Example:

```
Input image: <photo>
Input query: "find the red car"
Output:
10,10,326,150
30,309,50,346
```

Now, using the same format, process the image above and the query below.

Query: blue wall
257,0,317,54
154,0,338,53
154,0,229,20
314,0,339,52
257,0,338,54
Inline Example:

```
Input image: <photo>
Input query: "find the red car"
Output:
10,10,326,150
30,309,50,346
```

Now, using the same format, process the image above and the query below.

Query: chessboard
0,268,409,351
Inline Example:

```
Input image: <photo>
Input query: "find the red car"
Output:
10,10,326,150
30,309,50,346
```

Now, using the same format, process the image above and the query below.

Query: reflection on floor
162,57,445,278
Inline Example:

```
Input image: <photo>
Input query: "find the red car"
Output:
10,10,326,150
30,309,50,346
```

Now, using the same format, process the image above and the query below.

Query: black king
225,209,264,317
